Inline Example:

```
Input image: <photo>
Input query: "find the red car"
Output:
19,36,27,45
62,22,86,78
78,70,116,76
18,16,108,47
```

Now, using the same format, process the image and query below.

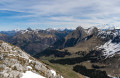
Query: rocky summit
0,40,63,78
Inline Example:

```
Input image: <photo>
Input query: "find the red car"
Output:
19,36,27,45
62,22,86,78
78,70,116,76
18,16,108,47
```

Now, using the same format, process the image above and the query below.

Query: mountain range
0,26,120,78
0,28,72,55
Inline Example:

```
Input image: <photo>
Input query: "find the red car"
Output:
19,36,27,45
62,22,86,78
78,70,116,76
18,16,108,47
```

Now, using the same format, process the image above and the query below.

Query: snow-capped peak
46,28,56,31
13,29,21,32
87,26,97,35
20,29,40,34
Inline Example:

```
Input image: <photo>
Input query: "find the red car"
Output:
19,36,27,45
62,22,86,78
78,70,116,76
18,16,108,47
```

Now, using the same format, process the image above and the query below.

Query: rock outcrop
0,40,63,78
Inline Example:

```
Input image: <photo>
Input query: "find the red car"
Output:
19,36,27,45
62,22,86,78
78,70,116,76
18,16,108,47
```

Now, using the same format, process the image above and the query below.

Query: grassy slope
39,56,85,78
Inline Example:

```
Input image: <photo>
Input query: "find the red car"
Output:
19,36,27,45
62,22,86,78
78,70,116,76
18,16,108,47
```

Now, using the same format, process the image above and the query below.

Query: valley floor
39,56,85,78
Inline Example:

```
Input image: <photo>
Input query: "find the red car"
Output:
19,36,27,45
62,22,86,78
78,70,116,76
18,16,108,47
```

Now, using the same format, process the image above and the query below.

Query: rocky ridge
0,40,63,78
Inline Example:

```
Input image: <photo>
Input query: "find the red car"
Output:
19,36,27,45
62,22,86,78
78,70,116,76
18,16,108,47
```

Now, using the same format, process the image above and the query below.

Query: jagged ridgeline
0,28,72,56
0,40,63,78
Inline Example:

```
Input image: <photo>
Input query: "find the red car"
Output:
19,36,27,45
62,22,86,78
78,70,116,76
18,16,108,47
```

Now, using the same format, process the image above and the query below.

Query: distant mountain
95,28,120,58
54,26,87,48
53,26,104,52
0,33,9,41
0,40,63,78
0,29,20,36
0,28,72,55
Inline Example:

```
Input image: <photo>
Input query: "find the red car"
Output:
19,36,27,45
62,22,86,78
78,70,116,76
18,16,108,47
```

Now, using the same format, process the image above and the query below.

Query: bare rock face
55,26,89,48
0,40,63,78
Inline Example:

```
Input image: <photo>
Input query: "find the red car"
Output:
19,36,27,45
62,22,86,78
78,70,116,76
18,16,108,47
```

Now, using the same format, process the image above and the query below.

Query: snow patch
27,66,32,70
50,70,56,76
108,75,119,78
87,26,96,35
29,59,32,63
21,71,45,78
98,40,120,58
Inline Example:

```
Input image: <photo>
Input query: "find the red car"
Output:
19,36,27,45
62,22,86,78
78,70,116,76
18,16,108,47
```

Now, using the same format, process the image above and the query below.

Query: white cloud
0,0,120,29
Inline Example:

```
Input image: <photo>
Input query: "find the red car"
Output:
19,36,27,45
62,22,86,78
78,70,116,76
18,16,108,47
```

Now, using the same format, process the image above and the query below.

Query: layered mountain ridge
0,26,120,58
0,28,72,55
1,26,120,77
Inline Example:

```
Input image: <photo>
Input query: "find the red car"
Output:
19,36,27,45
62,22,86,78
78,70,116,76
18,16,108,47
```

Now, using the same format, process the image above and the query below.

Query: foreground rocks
0,40,63,78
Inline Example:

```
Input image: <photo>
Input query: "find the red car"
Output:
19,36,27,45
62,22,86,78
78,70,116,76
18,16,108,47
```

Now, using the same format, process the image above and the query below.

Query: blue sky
0,0,120,31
